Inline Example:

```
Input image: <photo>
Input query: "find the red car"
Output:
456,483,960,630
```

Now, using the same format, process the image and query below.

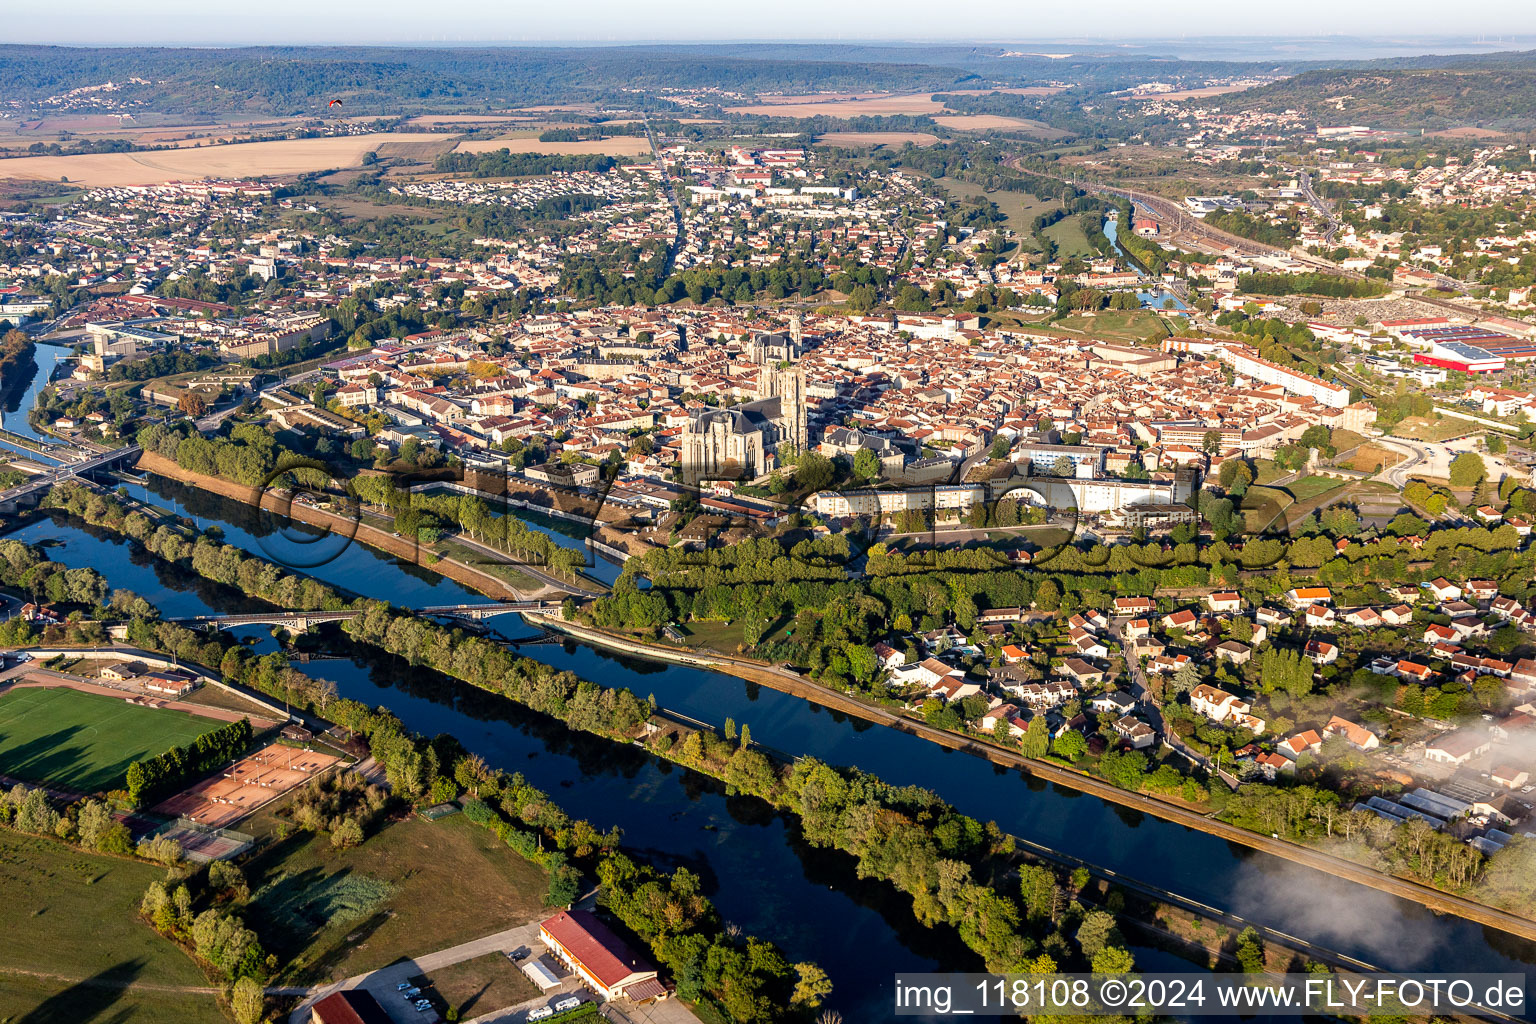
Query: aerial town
3,28,1536,1024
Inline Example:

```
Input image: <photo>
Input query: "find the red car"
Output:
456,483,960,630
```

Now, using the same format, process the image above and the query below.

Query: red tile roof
310,990,394,1024
541,910,656,990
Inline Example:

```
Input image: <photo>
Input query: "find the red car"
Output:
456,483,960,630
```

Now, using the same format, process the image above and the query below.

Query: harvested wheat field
815,131,939,148
0,133,443,186
372,137,461,161
727,93,947,117
450,135,654,156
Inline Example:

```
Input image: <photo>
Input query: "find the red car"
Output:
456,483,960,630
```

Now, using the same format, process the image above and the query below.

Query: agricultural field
0,830,225,1024
931,114,1069,138
814,132,940,149
242,809,551,984
0,685,218,793
726,93,947,117
0,133,438,186
449,135,654,156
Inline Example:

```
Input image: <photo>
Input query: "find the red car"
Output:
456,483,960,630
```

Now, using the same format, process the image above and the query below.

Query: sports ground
0,685,217,793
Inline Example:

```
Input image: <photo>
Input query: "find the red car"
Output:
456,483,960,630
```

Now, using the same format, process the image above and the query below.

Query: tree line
125,717,253,808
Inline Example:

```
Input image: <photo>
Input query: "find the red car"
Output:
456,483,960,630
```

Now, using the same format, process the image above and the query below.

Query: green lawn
242,810,553,985
1053,311,1173,344
936,177,1060,234
0,686,218,793
1285,475,1349,502
1044,217,1094,257
414,952,539,1020
1389,415,1475,443
0,830,226,1024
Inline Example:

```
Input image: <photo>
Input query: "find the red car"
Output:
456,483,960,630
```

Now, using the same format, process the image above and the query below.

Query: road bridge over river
0,445,141,513
168,600,563,632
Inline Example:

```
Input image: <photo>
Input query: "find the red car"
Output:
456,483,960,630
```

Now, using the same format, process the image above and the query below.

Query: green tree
1092,946,1136,975
1076,910,1121,959
1449,452,1487,489
231,977,264,1024
1052,730,1088,762
792,962,834,1008
1236,926,1266,973
852,447,880,481
1022,716,1050,758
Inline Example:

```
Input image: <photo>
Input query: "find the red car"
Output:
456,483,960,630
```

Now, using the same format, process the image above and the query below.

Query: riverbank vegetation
0,328,36,398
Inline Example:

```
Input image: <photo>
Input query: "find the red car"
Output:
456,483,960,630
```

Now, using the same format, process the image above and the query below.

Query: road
1111,614,1209,772
643,114,684,276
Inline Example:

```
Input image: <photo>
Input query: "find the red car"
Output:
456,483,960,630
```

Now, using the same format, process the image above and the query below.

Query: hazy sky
6,0,1536,47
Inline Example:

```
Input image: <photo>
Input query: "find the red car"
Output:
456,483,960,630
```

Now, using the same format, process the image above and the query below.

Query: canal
1103,214,1190,313
7,494,1536,1012
1,342,71,464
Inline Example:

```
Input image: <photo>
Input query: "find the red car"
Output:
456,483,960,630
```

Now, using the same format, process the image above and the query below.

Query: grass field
814,132,940,148
243,810,551,985
0,830,225,1024
1285,475,1350,502
0,133,439,187
1390,415,1476,443
1043,216,1094,256
0,686,218,793
415,952,539,1019
1053,310,1173,344
935,177,1059,233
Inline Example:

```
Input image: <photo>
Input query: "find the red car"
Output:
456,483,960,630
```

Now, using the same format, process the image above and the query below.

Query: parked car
397,982,413,991
402,987,421,998
527,1008,553,1022
509,948,529,962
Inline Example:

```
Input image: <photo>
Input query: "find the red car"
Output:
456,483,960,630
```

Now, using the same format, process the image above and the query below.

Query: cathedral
681,323,808,485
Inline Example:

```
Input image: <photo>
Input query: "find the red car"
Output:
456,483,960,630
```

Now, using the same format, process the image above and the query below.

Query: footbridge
0,445,142,513
169,601,563,632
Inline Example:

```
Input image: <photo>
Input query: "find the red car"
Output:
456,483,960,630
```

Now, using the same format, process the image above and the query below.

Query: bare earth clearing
0,133,444,186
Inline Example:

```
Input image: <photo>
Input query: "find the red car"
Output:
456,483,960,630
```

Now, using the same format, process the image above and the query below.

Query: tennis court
0,684,218,793
151,742,340,828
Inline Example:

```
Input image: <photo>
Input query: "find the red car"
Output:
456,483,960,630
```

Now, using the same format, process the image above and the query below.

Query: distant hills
1228,63,1536,130
4,43,1536,125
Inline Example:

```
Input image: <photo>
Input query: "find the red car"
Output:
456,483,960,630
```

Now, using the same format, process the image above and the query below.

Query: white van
554,997,582,1012
527,1008,553,1022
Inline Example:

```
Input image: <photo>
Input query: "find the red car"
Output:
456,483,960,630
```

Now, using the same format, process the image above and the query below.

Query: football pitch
0,686,217,793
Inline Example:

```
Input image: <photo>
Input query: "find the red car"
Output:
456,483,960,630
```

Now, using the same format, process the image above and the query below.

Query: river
6,492,1536,1015
0,342,70,464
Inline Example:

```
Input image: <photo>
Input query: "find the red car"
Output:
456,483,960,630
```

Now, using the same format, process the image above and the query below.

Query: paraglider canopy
328,99,342,107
